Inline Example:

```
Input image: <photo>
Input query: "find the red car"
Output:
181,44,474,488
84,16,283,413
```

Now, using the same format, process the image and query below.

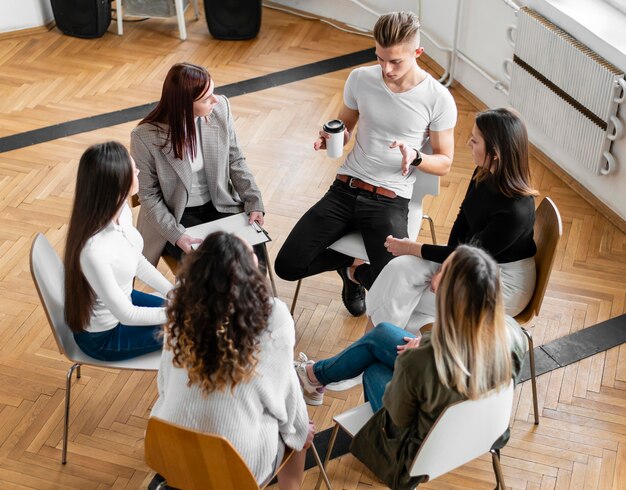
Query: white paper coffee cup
323,119,345,158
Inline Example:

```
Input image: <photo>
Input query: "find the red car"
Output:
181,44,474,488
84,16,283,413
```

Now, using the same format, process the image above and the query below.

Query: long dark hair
64,142,134,333
165,232,272,394
139,62,211,160
474,108,537,198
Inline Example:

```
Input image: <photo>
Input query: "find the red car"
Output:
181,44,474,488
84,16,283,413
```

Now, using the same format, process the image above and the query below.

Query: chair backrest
515,197,563,325
409,381,514,481
145,417,260,490
407,171,440,240
29,233,75,358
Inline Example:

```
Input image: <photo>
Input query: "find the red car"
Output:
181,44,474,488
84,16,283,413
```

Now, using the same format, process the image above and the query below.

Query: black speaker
51,0,111,39
204,0,262,40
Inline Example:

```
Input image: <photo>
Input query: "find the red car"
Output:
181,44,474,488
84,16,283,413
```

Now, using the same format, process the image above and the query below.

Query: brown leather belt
336,174,397,199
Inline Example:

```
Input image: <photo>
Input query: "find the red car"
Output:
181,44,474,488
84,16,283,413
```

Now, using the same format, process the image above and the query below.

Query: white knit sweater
151,299,309,483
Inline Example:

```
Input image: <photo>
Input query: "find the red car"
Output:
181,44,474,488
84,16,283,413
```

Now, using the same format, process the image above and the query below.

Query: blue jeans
312,323,416,411
73,290,164,362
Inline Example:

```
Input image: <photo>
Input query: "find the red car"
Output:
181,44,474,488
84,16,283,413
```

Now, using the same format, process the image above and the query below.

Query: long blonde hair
431,245,513,399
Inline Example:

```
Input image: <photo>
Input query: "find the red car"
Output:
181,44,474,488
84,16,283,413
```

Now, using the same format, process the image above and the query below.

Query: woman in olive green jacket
296,245,526,489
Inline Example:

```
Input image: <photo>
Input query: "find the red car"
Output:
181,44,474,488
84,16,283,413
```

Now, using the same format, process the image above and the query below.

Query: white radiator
507,7,625,175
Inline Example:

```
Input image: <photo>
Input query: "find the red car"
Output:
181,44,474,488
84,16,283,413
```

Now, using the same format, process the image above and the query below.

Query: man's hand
313,129,350,151
390,140,418,176
175,234,203,254
249,211,264,226
397,336,422,354
384,235,421,257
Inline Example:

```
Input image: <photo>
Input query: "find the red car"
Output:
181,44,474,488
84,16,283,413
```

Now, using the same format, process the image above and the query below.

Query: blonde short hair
373,11,421,48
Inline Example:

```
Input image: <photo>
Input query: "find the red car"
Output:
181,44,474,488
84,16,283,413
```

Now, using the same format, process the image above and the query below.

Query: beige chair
29,233,161,464
145,417,333,490
115,0,200,40
290,172,439,315
515,197,563,425
318,381,515,490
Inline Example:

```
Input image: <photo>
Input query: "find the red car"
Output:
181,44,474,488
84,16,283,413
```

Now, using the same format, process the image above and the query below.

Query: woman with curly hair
151,232,313,489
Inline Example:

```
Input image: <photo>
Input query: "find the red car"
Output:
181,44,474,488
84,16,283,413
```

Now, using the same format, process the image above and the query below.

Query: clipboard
186,212,271,249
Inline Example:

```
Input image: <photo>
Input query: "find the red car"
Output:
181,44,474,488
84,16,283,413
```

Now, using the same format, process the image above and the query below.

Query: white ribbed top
151,299,309,483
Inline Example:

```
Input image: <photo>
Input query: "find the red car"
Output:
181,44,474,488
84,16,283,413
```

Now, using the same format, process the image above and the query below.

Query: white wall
0,0,53,33
273,0,626,222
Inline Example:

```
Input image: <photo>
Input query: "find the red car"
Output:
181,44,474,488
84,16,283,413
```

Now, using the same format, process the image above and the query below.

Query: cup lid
323,119,345,133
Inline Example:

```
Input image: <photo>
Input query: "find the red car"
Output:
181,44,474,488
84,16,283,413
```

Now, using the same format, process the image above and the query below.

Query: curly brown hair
165,232,272,394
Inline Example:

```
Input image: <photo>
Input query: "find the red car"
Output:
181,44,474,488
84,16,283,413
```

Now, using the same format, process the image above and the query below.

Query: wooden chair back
145,417,280,490
515,197,563,325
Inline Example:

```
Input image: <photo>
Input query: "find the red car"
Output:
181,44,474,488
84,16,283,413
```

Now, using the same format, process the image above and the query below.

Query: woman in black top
367,108,537,333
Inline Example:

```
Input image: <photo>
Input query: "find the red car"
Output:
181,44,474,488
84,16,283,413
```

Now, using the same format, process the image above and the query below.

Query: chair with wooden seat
317,381,515,490
515,196,563,425
29,233,161,464
145,417,333,490
290,171,439,315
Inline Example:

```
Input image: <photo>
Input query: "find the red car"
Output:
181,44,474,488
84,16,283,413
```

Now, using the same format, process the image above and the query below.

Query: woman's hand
175,234,203,254
397,336,422,354
384,235,422,257
248,211,264,226
304,421,316,449
429,268,442,293
389,140,418,176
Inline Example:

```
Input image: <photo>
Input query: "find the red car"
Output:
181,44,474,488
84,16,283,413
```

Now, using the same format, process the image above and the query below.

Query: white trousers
366,255,536,335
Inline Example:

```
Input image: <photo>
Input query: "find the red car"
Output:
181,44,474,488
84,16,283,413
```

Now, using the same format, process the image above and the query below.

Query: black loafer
337,267,366,317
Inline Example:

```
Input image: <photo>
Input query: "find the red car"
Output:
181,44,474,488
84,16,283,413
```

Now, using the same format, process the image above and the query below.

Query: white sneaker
325,374,363,392
294,352,325,406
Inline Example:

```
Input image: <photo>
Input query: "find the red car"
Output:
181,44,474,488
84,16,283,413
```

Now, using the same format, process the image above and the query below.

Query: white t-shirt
79,203,174,332
339,65,457,198
188,117,212,207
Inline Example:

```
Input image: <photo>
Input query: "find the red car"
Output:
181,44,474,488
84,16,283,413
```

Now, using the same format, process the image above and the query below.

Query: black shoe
337,267,366,317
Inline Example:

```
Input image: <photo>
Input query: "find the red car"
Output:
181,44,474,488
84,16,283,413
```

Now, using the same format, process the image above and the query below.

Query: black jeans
275,179,409,290
164,201,267,271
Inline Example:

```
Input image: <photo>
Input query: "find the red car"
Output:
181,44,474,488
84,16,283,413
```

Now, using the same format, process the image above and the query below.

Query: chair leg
314,424,340,490
423,215,437,245
116,0,123,35
174,0,187,40
290,279,302,316
262,243,278,297
192,0,199,19
310,441,333,490
490,448,506,489
63,363,81,464
522,328,539,425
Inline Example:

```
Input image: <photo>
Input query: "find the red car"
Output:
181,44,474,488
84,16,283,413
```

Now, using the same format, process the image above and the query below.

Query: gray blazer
130,95,264,265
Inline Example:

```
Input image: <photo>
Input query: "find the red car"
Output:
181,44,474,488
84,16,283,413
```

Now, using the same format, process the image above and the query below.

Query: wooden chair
318,381,515,489
290,172,440,315
145,417,333,490
515,197,563,425
29,233,161,464
115,0,200,40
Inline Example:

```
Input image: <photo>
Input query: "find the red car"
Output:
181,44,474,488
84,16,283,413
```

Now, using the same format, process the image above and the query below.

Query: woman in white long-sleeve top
151,232,313,489
64,141,174,361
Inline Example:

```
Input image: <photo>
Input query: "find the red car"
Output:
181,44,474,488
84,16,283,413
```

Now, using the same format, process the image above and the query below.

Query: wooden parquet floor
0,5,624,490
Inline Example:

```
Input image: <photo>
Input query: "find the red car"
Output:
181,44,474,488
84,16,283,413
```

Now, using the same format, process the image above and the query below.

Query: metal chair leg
290,279,302,316
262,243,278,297
192,0,199,19
490,448,506,489
310,441,333,490
314,424,340,490
522,328,539,425
423,215,437,245
63,363,81,464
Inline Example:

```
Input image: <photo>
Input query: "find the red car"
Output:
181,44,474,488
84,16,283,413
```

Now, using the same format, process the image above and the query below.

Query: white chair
115,0,200,40
290,171,439,314
317,381,515,489
29,233,162,464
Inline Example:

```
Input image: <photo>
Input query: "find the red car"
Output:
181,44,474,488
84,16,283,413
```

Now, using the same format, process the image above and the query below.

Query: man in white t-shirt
276,11,457,316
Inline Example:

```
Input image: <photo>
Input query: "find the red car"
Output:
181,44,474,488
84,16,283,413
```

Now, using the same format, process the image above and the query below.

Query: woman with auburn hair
130,62,265,266
151,232,313,489
295,245,527,489
367,107,538,333
64,142,174,361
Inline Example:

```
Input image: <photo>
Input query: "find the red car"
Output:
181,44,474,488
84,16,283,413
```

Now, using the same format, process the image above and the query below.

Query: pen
251,221,262,233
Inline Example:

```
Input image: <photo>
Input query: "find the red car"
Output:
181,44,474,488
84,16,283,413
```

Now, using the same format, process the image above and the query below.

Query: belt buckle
348,177,357,189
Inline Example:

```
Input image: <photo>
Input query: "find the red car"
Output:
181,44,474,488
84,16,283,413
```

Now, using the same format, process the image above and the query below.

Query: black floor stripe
0,48,375,154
